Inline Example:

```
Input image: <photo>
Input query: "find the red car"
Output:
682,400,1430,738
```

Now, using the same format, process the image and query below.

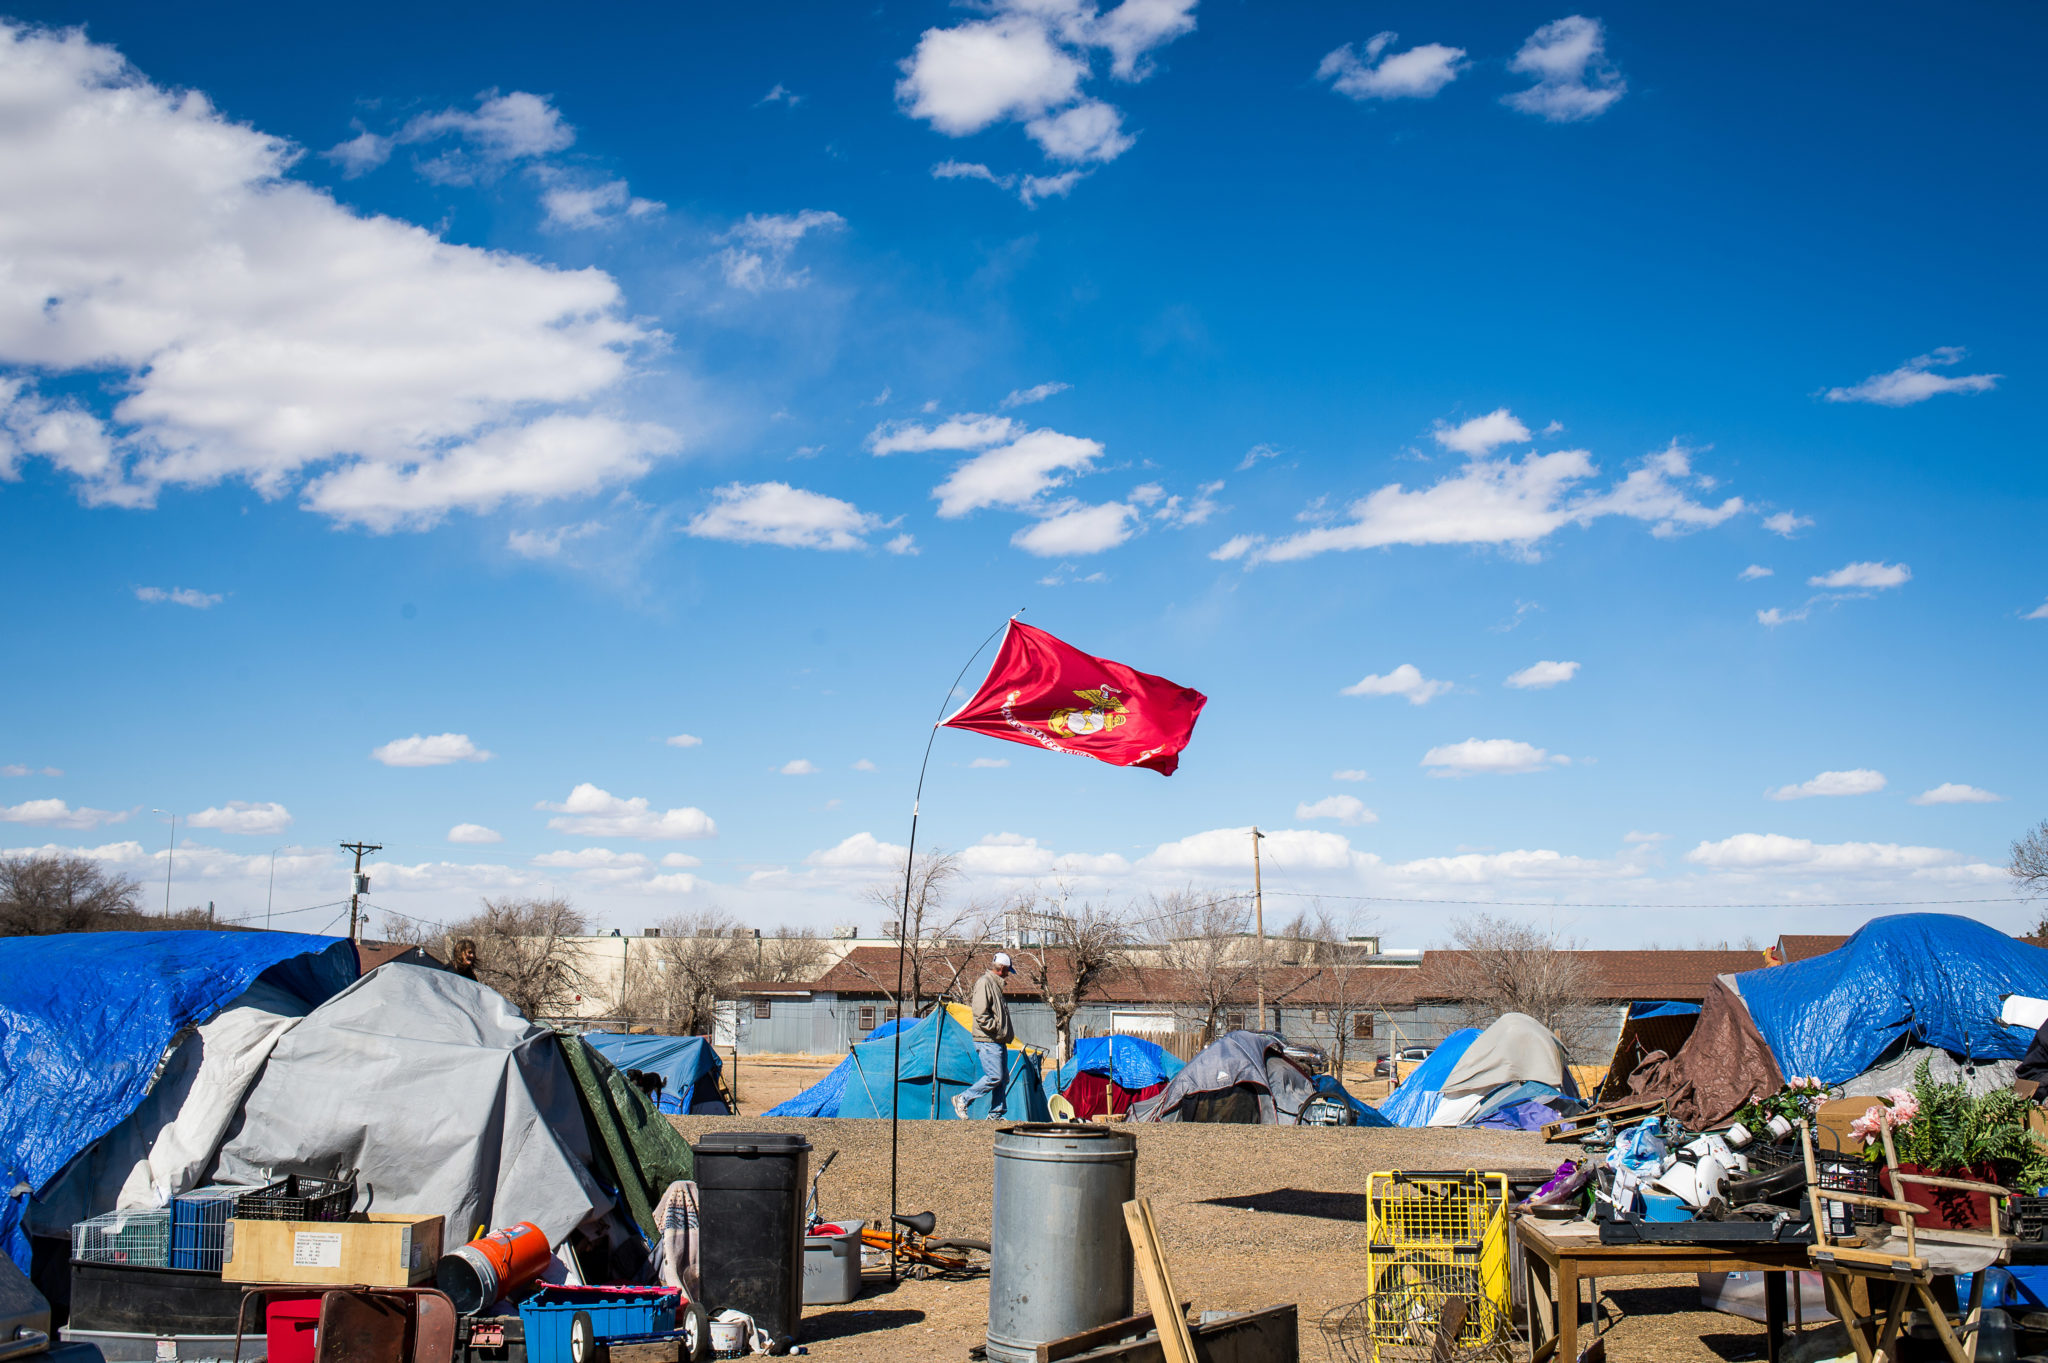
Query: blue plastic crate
518,1285,679,1362
170,1185,271,1271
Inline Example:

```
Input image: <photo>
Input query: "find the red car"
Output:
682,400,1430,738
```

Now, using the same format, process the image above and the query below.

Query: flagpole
889,612,1017,1284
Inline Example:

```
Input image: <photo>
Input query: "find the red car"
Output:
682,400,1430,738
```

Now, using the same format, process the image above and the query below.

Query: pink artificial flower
1884,1087,1920,1125
1849,1104,1887,1146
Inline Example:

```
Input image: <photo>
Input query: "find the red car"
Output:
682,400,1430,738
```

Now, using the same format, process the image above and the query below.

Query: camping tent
1046,1036,1183,1119
835,1003,1050,1121
1595,1001,1705,1103
763,1017,922,1118
0,930,358,1271
582,1033,727,1114
1426,1013,1578,1127
1377,1029,1480,1127
1732,914,2048,1088
1127,1031,1316,1124
1625,977,1785,1128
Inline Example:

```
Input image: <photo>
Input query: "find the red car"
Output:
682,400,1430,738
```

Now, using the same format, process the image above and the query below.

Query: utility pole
151,810,176,916
1252,826,1267,1033
339,841,382,943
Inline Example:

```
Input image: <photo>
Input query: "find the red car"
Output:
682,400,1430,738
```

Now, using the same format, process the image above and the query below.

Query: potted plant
1851,1060,2048,1230
1731,1075,1830,1145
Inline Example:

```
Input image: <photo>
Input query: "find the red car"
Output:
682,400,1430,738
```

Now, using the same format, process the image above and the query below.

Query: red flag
941,620,1208,775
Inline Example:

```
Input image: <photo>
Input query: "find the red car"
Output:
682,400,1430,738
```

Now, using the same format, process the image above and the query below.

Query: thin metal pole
163,813,176,915
266,849,278,929
889,613,1016,1284
1252,826,1266,1031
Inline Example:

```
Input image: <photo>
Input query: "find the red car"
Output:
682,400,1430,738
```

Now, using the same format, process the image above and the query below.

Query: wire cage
72,1209,171,1267
1357,1171,1512,1362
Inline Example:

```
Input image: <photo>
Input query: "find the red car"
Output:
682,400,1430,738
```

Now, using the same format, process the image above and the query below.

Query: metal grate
72,1209,171,1267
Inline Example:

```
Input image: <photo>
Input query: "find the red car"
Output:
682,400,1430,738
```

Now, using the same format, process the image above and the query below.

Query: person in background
954,951,1015,1120
451,937,479,981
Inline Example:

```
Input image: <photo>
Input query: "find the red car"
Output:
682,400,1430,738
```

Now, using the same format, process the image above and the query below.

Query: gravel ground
672,1115,1785,1363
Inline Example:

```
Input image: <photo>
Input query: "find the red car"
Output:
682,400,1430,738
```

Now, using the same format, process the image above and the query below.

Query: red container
1880,1163,2002,1230
265,1294,326,1363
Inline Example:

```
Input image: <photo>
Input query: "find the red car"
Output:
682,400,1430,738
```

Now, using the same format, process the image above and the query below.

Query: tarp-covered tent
1626,977,1785,1127
0,931,357,1271
1127,1031,1315,1124
1596,1001,1706,1102
1377,1029,1481,1127
1047,1036,1183,1119
582,1033,727,1114
1732,914,2048,1088
1310,1074,1395,1127
1464,1080,1581,1131
1427,1013,1579,1127
836,1003,1050,1121
764,1056,854,1118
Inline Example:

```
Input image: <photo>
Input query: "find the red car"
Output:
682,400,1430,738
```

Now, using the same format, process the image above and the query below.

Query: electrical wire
1253,888,2019,911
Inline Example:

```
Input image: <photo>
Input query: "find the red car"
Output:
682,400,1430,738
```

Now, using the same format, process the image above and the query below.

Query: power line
1255,888,2019,911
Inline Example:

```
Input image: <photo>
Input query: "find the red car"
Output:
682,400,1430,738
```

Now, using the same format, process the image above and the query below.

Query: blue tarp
582,1033,725,1114
1630,1001,1702,1019
1375,1028,1481,1127
1047,1035,1184,1096
1734,914,2048,1087
1465,1080,1582,1129
764,1053,855,1118
1311,1073,1395,1127
836,1005,1050,1121
0,931,357,1271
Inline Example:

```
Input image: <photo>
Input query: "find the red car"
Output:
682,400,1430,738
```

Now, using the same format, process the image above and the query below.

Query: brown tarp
1626,977,1784,1126
1595,1011,1702,1103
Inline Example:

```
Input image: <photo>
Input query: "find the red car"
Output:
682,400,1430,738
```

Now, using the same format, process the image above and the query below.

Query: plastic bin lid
692,1132,812,1154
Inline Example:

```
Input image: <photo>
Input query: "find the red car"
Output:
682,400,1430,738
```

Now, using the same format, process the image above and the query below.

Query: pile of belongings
1377,1013,1585,1130
1043,1035,1182,1119
774,1003,1050,1121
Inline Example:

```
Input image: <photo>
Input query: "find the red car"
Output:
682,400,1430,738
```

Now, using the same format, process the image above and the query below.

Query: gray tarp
213,965,614,1246
1127,1031,1315,1124
1438,1012,1574,1098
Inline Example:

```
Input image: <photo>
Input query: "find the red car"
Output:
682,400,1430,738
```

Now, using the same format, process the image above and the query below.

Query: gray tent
1427,1012,1577,1127
1127,1031,1315,1124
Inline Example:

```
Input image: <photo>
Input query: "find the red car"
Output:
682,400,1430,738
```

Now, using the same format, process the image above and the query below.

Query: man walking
953,951,1015,1120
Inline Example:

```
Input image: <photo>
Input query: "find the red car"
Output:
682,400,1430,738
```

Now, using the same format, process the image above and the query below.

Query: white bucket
710,1318,747,1355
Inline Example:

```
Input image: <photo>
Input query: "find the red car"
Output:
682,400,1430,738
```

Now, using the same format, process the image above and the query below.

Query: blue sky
0,1,2041,946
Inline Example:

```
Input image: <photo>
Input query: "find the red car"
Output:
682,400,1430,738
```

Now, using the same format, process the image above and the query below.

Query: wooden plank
1037,1304,1188,1363
1123,1200,1198,1363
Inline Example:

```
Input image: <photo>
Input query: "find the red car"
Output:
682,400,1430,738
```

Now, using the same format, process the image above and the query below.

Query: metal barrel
986,1123,1137,1363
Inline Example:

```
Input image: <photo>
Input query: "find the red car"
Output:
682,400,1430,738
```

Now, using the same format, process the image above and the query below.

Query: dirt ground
673,1113,1789,1363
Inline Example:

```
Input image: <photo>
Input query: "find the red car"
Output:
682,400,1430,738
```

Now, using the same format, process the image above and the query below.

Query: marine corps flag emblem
940,620,1208,775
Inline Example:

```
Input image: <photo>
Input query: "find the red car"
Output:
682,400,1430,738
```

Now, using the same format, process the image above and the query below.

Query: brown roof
1777,934,1851,963
356,939,443,973
1402,948,1760,1004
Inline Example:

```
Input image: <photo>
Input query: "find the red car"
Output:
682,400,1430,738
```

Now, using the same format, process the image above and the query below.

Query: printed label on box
293,1231,344,1268
155,1342,176,1362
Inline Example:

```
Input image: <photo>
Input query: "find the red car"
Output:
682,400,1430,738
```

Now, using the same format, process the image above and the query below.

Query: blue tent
1734,914,2048,1087
764,1053,855,1117
1465,1080,1582,1131
1375,1028,1481,1127
581,1033,725,1114
1311,1073,1395,1127
836,1004,1050,1121
1045,1035,1183,1096
0,931,358,1271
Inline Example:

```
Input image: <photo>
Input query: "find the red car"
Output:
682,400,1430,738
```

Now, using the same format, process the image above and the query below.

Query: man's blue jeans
961,1040,1007,1115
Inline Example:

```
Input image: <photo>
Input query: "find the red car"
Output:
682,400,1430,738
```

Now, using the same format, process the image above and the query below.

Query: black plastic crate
1813,1152,1882,1235
234,1172,357,1222
2014,1195,2048,1243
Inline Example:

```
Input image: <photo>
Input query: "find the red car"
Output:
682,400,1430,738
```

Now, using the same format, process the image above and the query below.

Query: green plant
1731,1075,1828,1132
1865,1059,2048,1190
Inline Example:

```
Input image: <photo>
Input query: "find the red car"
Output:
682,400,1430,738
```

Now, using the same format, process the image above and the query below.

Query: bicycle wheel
924,1238,991,1276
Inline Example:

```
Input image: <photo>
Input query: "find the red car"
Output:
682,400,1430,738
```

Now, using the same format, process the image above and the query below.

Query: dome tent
581,1033,726,1114
1045,1035,1183,1119
1425,1012,1578,1127
835,1003,1050,1121
1127,1031,1315,1124
1376,1028,1481,1127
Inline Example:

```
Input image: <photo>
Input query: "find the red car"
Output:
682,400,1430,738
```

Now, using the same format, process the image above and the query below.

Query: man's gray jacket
970,968,1013,1045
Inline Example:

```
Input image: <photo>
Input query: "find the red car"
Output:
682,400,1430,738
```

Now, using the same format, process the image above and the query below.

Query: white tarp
212,964,614,1245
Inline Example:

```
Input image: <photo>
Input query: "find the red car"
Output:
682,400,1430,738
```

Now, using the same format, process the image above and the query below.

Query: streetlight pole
151,809,176,916
266,848,281,929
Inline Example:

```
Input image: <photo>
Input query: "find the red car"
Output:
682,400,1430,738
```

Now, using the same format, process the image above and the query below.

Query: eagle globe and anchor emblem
1017,685,1130,739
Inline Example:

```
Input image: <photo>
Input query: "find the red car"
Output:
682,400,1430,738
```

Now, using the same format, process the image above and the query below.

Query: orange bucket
434,1222,551,1315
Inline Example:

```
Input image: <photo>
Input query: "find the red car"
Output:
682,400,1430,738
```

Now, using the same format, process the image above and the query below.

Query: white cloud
531,847,650,869
804,831,907,870
1503,15,1626,122
1757,606,1808,627
135,586,222,609
1011,500,1136,556
1025,100,1133,163
1505,660,1579,689
1237,437,1743,565
661,852,702,868
969,757,1011,769
1144,826,1364,875
2027,600,2048,622
718,210,846,292
1421,738,1563,776
395,90,575,181
1912,783,2004,806
507,520,601,560
1809,561,1911,591
371,733,492,767
187,801,291,835
666,734,703,749
1766,768,1886,801
2,766,62,778
1341,663,1452,705
1685,833,1966,873
780,759,819,775
448,823,503,844
1739,564,1774,580
1317,33,1467,101
1824,347,2001,406
934,429,1103,517
1332,769,1370,782
1296,794,1377,826
1237,443,1279,472
1762,512,1812,537
538,783,716,840
540,177,663,230
1433,409,1531,457
324,129,391,178
0,27,673,526
852,759,878,772
867,413,1018,455
1001,382,1069,408
1209,534,1256,562
1623,830,1666,844
1020,171,1086,206
758,84,802,107
885,533,919,555
0,798,127,829
685,482,884,551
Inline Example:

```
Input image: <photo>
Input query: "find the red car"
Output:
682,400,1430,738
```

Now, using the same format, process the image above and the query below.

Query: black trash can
692,1132,811,1347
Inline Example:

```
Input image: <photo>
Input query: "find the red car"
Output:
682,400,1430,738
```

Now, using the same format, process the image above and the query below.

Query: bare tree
615,911,753,1035
1008,889,1135,1061
758,927,830,983
0,852,211,935
2015,822,2048,929
1146,889,1261,1042
847,851,985,1014
1432,914,1600,1059
444,895,593,1022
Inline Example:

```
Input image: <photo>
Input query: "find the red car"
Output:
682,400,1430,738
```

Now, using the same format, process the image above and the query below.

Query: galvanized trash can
986,1124,1136,1363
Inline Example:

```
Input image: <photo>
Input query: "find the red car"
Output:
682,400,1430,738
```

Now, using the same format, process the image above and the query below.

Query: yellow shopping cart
1343,1170,1512,1363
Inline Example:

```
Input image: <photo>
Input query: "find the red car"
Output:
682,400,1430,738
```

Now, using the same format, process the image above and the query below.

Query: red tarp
1061,1072,1167,1119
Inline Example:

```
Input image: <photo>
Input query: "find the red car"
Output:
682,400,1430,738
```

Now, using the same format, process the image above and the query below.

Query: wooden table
1516,1218,1807,1363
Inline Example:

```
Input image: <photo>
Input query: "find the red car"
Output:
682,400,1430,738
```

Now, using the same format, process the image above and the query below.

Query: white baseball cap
992,951,1013,968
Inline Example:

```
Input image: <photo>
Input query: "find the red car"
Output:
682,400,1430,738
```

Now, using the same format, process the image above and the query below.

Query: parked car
1374,1045,1433,1078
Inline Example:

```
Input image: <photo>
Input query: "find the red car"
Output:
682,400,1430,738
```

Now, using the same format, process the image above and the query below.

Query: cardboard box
221,1214,442,1286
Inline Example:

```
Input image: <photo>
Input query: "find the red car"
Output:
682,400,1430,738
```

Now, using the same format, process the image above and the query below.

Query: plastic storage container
265,1293,327,1363
235,1172,356,1222
803,1220,865,1305
693,1132,810,1346
171,1185,266,1271
518,1285,678,1363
